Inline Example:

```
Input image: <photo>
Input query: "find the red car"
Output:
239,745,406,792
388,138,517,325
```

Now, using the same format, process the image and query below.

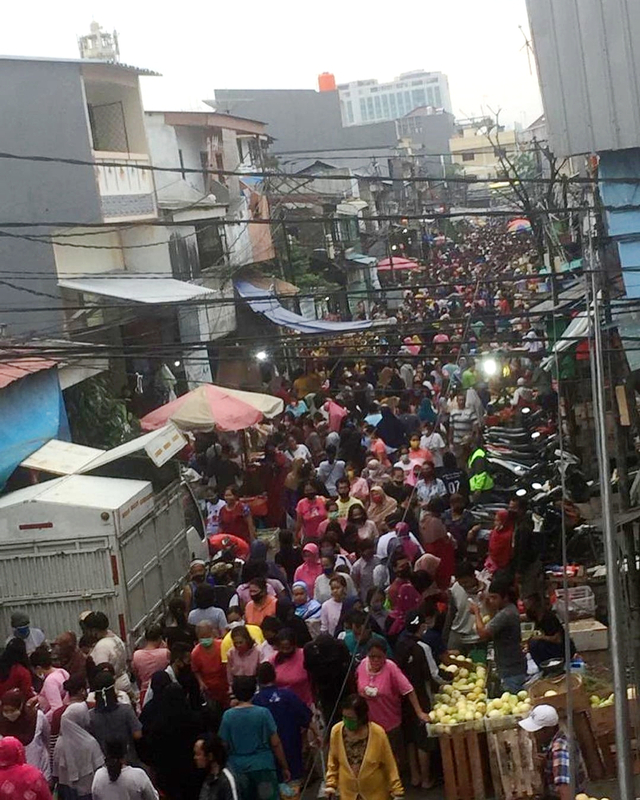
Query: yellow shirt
220,624,264,662
336,497,364,519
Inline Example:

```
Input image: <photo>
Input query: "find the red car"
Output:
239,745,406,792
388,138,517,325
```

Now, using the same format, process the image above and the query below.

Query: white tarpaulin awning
58,276,215,304
20,424,187,474
543,312,590,370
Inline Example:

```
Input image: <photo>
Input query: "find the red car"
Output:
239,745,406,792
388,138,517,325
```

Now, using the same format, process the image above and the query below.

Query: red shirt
295,497,328,542
219,502,252,542
0,665,33,699
191,640,228,706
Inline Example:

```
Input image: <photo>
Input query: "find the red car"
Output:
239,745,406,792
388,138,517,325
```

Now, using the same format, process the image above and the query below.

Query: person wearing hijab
367,486,398,531
0,738,52,800
375,406,407,452
275,598,312,648
52,633,87,683
291,582,322,621
0,640,34,699
89,673,141,765
394,522,423,563
293,543,323,595
0,689,50,779
53,701,104,800
419,498,455,590
362,459,389,487
486,509,515,573
141,683,203,800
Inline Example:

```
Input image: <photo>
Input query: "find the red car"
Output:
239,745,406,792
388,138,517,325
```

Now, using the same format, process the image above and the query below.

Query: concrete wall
52,229,125,275
121,225,172,273
212,88,398,154
0,60,102,336
145,113,208,199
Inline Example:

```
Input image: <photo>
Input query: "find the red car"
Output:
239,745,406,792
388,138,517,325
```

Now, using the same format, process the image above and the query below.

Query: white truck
0,473,200,646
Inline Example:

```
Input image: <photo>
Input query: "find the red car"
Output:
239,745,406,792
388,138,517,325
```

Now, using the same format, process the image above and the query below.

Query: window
493,147,507,158
367,97,374,118
412,89,425,106
381,94,389,116
374,95,382,117
434,86,442,106
396,93,405,114
196,221,227,270
462,152,475,162
389,93,397,116
346,100,354,124
360,98,368,121
412,80,423,86
427,87,435,106
404,91,412,109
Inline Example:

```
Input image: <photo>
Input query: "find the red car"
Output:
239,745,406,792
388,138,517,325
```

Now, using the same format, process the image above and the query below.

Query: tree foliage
65,374,140,449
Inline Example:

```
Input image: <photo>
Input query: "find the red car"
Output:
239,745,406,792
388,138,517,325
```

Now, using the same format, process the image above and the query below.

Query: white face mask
2,709,21,722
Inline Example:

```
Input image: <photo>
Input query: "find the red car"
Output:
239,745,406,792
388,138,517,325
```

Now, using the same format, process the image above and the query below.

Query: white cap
519,704,559,732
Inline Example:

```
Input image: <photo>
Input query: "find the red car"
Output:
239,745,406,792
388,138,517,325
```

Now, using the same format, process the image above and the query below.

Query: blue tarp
0,368,69,488
234,280,373,334
599,149,640,299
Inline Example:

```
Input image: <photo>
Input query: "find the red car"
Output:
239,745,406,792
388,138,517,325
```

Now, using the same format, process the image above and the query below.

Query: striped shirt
449,408,478,444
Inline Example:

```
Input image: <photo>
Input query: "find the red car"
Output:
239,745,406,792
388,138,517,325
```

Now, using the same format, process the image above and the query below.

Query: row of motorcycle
471,406,604,567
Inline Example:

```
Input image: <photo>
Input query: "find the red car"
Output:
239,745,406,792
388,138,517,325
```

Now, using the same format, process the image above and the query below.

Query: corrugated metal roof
0,358,56,390
58,276,215,304
0,55,159,76
526,0,640,156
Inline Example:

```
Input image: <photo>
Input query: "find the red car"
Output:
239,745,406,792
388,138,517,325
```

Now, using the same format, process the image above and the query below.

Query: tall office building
335,70,452,127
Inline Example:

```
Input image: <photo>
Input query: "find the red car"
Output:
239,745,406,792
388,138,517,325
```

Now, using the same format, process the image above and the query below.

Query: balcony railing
93,152,157,222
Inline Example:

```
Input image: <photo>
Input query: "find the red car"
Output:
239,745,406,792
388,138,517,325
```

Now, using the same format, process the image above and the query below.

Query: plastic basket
553,585,596,620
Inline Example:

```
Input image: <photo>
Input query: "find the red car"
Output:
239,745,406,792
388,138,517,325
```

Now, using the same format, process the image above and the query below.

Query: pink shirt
356,658,413,730
38,668,69,721
320,598,343,635
296,497,328,541
132,648,170,695
270,648,312,706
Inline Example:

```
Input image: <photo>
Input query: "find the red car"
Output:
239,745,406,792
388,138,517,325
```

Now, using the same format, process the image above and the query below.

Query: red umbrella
377,257,421,272
140,384,284,432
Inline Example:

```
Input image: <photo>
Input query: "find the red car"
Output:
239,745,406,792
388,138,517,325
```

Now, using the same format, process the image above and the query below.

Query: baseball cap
519,704,559,732
10,611,29,628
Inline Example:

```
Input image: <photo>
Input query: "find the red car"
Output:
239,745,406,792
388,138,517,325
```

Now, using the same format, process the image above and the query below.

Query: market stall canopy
234,280,372,334
376,257,421,272
542,312,590,371
140,383,284,432
58,276,215,304
20,423,187,474
507,218,532,234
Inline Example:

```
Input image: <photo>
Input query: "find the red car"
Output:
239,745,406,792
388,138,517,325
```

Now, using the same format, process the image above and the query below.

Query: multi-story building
337,70,452,126
449,118,520,181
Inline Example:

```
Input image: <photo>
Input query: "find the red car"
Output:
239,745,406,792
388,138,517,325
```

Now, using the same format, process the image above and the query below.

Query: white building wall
52,228,125,275
121,226,172,273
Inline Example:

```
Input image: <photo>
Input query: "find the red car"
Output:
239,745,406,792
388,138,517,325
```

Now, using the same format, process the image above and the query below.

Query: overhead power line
1,147,640,185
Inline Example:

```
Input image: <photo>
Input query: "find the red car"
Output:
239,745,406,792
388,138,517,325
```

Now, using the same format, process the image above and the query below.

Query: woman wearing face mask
295,481,328,545
291,582,322,622
226,627,260,685
314,556,357,604
269,630,313,707
415,462,447,509
320,576,348,636
293,543,323,596
0,690,50,779
367,486,398,532
356,641,430,757
347,506,379,546
407,434,432,466
325,694,403,800
244,577,278,626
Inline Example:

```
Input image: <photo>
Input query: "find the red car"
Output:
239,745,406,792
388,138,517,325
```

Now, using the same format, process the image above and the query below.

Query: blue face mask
323,567,333,576
14,627,29,639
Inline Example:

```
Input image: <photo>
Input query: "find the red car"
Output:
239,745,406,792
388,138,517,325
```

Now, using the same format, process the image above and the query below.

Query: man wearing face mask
335,478,363,520
191,621,228,708
386,467,409,504
6,612,45,656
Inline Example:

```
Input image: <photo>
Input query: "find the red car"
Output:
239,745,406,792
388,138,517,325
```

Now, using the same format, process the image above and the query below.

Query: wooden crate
486,726,542,800
439,729,492,800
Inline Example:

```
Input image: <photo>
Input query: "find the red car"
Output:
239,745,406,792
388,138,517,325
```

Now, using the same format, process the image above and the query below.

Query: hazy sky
2,0,543,128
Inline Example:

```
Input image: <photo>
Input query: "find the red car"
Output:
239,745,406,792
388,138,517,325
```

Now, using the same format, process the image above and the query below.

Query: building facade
449,118,520,180
337,70,452,126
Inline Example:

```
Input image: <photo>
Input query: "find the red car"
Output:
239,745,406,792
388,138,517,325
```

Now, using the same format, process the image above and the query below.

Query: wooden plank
508,729,527,796
466,731,486,800
452,732,473,800
575,710,605,780
487,730,505,800
440,736,458,800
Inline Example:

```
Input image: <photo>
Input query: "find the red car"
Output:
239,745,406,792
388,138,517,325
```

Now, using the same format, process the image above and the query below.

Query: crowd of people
0,228,583,800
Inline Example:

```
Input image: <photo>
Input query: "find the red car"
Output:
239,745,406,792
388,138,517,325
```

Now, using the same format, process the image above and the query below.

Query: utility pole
587,223,635,800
